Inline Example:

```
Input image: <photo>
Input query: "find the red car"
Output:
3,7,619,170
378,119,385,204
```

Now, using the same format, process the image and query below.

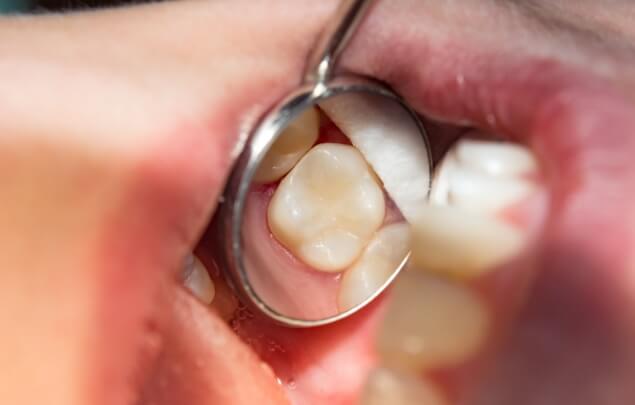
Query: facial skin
1,1,635,404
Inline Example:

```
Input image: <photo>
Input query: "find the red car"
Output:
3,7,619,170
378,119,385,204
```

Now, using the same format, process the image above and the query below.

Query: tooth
376,271,489,371
455,138,537,177
431,138,538,214
360,368,448,405
320,93,431,223
338,223,411,311
268,143,385,272
182,255,215,304
254,107,319,183
409,205,525,278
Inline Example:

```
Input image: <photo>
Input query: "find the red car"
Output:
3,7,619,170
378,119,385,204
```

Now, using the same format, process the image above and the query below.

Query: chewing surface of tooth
410,205,526,278
455,138,537,177
253,107,319,183
268,143,385,272
430,139,537,213
338,223,411,311
377,271,489,371
183,255,215,304
320,93,430,223
360,368,448,405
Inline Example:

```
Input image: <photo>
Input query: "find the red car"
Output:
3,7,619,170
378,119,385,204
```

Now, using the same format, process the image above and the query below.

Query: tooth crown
254,107,319,183
268,143,385,272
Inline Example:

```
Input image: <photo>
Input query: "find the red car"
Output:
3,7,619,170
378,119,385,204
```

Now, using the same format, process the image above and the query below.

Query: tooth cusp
182,255,215,304
338,223,411,311
268,143,385,272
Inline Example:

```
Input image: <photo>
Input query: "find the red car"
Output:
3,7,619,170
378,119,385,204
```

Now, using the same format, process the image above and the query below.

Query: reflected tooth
268,143,385,272
254,107,319,183
376,271,489,371
182,255,215,304
338,223,411,311
320,93,431,223
431,138,538,214
455,138,537,177
360,368,448,405
410,205,525,278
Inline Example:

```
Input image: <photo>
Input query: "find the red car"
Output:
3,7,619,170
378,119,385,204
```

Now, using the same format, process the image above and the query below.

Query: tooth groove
377,271,489,371
268,143,385,272
338,223,411,311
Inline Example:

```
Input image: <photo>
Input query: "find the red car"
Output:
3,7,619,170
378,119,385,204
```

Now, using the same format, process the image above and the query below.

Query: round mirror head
220,76,431,327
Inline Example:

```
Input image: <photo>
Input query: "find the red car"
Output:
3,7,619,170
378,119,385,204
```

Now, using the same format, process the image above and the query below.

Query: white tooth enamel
338,223,411,311
410,205,525,278
360,368,448,405
431,138,537,214
268,143,385,272
254,107,319,183
455,138,537,177
183,255,215,304
377,271,489,371
320,93,430,223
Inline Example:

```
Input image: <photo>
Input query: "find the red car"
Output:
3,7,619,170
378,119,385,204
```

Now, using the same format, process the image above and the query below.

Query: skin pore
1,0,635,404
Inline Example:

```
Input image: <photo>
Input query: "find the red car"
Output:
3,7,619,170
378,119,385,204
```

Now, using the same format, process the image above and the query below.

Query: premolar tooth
360,368,448,405
320,93,431,223
253,107,319,183
268,143,385,272
338,223,411,311
454,137,537,177
182,255,215,304
376,271,489,371
410,205,525,278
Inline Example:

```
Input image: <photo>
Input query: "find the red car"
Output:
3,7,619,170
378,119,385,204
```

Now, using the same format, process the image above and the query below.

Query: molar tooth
338,223,411,311
254,107,319,183
360,368,448,405
320,93,431,223
431,138,538,214
210,278,239,321
182,255,215,304
454,137,537,177
268,143,385,272
376,271,489,371
410,205,525,278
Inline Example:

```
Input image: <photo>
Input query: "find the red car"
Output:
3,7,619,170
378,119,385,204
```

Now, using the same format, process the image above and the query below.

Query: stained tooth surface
268,143,385,272
360,368,448,405
431,138,538,214
338,223,410,311
253,107,319,184
410,205,525,278
320,93,431,223
454,138,537,177
182,255,215,304
376,271,489,371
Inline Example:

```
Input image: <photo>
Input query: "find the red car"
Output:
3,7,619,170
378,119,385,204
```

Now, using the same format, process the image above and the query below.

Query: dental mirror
215,0,432,327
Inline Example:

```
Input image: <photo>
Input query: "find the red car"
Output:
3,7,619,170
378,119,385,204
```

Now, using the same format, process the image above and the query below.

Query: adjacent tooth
268,143,385,272
182,255,215,304
454,137,537,177
410,205,525,278
360,368,448,405
210,279,239,321
376,271,489,371
253,107,319,183
320,93,431,223
430,138,537,214
338,223,411,311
